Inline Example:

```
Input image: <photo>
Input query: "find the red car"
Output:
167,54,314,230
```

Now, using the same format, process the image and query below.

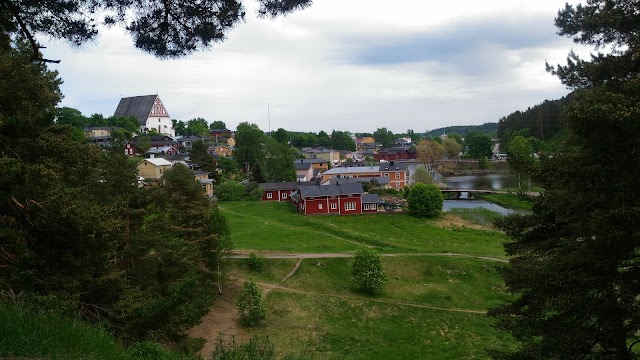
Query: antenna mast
268,104,271,137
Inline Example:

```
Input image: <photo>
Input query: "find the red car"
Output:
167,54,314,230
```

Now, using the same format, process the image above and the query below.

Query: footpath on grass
230,250,508,263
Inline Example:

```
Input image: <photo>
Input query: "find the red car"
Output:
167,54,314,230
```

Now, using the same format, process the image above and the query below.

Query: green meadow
219,201,509,258
216,201,518,359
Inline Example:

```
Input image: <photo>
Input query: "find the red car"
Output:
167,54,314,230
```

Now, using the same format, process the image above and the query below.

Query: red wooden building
259,182,299,202
290,183,381,215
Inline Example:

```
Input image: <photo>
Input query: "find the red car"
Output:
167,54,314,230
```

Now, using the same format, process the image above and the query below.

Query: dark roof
379,162,408,171
328,176,390,185
113,95,160,125
362,194,382,203
178,135,204,142
294,163,312,171
84,126,114,131
157,153,190,161
259,182,300,191
298,183,363,199
297,158,329,164
192,170,209,176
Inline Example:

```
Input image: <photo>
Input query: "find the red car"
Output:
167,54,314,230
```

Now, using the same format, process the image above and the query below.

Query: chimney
150,154,155,159
389,160,395,166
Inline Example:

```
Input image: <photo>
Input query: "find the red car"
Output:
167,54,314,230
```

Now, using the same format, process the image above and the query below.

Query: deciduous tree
350,249,388,295
407,183,443,218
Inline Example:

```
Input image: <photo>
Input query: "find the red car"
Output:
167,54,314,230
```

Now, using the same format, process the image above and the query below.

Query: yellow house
84,127,112,138
208,145,233,157
193,170,214,198
226,137,236,147
136,158,172,181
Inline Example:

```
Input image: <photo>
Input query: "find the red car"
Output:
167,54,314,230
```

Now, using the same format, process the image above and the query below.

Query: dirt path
188,255,492,358
230,250,508,263
188,258,305,357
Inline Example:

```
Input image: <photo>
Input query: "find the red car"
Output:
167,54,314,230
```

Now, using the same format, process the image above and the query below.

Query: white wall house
114,95,175,137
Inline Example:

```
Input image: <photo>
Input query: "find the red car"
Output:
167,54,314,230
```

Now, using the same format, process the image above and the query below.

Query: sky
42,0,591,134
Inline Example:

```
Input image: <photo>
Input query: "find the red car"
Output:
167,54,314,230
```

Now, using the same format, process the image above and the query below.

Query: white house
114,95,175,136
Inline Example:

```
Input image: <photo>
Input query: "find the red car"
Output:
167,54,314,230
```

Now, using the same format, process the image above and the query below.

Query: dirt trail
230,251,508,263
189,253,495,358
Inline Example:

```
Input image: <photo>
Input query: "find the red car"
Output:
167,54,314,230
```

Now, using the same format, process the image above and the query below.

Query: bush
350,248,388,295
247,253,266,273
407,183,443,218
216,180,245,201
236,279,266,327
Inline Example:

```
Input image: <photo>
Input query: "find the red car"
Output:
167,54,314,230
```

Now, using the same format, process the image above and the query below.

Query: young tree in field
407,183,443,218
507,136,533,192
350,248,388,295
236,279,266,327
490,1,640,359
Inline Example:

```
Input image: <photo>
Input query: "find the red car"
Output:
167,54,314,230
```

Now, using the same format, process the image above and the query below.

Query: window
318,203,323,210
345,202,356,211
371,204,377,210
282,193,288,199
364,204,370,210
267,193,273,199
384,173,389,177
331,203,337,210
395,173,400,179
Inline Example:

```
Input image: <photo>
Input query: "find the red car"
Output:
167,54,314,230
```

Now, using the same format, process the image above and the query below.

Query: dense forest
424,123,497,138
496,94,574,152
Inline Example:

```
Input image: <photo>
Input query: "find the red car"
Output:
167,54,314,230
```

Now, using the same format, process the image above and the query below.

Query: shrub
407,183,443,218
350,248,388,295
247,253,266,273
236,279,266,327
216,180,245,201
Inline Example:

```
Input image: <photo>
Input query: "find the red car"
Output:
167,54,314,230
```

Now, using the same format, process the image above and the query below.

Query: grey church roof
114,95,162,125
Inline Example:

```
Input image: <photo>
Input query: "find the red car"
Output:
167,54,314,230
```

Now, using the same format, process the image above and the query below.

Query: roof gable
114,95,169,125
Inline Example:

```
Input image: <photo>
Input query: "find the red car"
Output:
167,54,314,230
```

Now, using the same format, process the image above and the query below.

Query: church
114,95,175,136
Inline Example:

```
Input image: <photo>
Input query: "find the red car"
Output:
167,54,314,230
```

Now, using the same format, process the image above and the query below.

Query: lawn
225,256,516,359
210,201,516,359
219,202,509,258
475,193,534,211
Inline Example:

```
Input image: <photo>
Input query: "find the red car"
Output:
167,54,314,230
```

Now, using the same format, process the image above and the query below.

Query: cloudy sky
43,0,590,133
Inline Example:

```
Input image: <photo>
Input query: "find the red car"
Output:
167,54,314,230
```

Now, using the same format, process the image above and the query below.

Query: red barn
291,183,381,215
259,182,298,202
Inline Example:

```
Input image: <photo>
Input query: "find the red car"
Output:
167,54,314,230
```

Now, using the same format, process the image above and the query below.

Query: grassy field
475,193,534,211
0,302,192,360
206,202,518,359
226,256,516,359
219,202,509,258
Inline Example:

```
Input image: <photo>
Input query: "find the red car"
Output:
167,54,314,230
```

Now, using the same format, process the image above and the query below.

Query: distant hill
425,123,498,138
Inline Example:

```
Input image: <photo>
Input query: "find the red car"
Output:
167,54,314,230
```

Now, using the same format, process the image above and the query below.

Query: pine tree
491,1,640,358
